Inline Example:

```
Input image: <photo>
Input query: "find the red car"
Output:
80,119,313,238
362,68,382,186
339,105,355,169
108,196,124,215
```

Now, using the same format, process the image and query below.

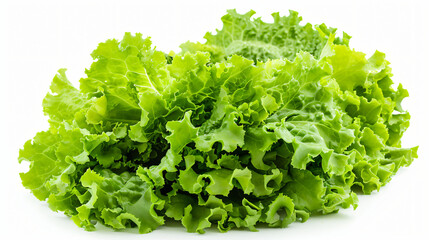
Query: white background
1,0,428,239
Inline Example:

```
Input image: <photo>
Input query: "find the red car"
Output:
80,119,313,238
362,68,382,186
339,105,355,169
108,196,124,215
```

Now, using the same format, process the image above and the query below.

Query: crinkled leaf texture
180,9,351,63
19,10,417,234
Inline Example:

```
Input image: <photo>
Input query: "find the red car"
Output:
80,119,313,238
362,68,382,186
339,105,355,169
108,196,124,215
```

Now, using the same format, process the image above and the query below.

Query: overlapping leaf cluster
19,10,417,233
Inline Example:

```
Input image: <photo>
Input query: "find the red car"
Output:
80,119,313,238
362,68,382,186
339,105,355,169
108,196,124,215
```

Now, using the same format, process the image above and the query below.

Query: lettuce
19,10,417,234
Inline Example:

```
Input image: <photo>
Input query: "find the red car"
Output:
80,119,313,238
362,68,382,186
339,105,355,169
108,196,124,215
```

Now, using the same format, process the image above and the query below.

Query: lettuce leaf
180,9,350,63
18,9,417,234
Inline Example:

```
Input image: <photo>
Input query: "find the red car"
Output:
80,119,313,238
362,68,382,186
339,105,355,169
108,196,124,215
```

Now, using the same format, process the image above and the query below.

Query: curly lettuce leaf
18,9,417,234
181,9,351,63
